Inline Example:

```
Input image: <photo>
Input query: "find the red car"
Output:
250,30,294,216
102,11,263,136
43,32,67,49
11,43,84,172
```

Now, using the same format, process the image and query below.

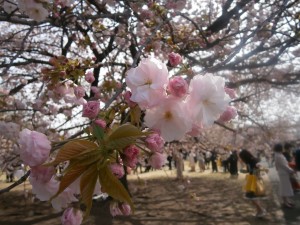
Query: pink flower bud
61,208,83,225
123,145,139,168
149,153,166,169
54,84,68,97
168,52,182,67
167,76,188,98
18,129,51,167
224,87,237,99
82,101,100,119
123,91,137,108
218,106,237,123
85,70,95,83
74,86,85,99
110,163,124,179
49,57,58,66
145,133,164,153
90,86,99,94
187,123,203,137
94,119,106,129
140,9,154,19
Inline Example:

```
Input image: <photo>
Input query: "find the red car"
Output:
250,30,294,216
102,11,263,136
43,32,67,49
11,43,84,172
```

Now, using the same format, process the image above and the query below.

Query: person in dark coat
295,148,300,171
228,150,239,176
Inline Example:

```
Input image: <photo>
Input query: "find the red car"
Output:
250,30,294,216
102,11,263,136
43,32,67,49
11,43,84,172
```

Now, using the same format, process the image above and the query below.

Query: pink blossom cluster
125,56,237,142
122,145,140,168
50,81,87,106
110,163,125,179
17,129,82,222
145,132,166,169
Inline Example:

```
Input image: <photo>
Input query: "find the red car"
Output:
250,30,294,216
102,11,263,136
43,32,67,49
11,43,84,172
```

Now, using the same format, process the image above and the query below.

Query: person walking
239,149,267,218
274,143,295,208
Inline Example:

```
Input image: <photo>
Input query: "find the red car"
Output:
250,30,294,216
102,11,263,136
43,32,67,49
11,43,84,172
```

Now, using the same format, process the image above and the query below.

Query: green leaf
107,136,141,150
80,164,98,219
45,140,98,166
106,124,148,150
70,150,103,167
108,124,144,141
92,124,105,141
130,106,141,125
98,165,134,211
51,164,87,200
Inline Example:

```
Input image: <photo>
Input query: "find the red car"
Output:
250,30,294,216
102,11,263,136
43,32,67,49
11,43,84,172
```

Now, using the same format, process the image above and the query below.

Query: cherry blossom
186,74,230,127
30,166,55,183
125,57,169,109
110,163,125,179
144,97,192,142
85,70,95,83
167,76,188,98
122,145,140,168
29,176,77,211
18,129,51,167
145,133,165,153
218,106,238,123
17,0,49,22
82,101,100,119
168,52,182,67
149,153,166,169
224,87,237,99
94,119,106,129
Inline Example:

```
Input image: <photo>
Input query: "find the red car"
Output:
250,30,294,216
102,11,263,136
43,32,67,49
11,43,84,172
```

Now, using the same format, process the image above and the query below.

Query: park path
0,159,293,225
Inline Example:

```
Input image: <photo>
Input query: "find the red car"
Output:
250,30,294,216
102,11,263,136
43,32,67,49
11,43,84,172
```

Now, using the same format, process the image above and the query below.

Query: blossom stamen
164,111,173,120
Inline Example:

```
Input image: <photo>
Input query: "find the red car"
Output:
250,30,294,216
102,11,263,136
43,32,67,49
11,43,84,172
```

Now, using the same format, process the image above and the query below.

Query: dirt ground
0,165,285,225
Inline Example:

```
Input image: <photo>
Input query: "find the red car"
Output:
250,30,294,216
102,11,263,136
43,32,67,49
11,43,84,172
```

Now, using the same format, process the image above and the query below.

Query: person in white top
274,143,295,208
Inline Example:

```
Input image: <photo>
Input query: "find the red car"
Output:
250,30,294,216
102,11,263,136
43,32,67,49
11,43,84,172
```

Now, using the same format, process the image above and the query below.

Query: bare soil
0,167,284,225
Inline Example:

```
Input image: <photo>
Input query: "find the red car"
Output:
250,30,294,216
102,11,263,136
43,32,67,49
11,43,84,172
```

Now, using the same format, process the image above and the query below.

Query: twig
0,170,31,195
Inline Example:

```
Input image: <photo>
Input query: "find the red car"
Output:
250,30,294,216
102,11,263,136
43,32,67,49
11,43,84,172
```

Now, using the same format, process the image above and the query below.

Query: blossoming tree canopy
1,0,300,224
15,55,235,221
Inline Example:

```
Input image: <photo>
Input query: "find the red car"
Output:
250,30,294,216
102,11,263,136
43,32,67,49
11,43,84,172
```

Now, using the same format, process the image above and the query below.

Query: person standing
197,151,206,172
239,149,267,218
167,151,173,170
189,149,196,172
228,150,239,176
205,150,212,169
211,150,218,173
274,143,295,208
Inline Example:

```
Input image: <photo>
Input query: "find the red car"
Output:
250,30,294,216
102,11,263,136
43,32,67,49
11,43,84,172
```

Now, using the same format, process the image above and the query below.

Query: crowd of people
130,141,300,218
